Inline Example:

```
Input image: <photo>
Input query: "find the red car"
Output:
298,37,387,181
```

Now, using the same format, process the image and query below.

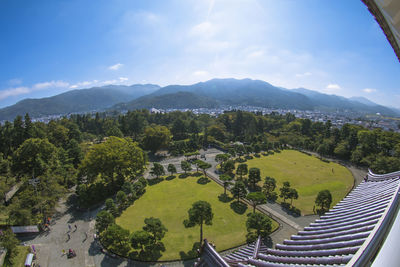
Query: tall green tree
199,162,211,177
167,164,177,176
219,174,233,195
13,138,59,177
279,181,291,203
248,167,261,189
143,217,168,244
231,181,247,203
263,177,276,195
246,192,266,213
131,230,151,253
142,125,171,153
79,137,145,184
184,201,213,245
181,161,192,174
150,163,165,178
246,213,272,239
315,190,332,211
95,210,115,233
236,163,248,179
288,188,298,206
100,224,131,255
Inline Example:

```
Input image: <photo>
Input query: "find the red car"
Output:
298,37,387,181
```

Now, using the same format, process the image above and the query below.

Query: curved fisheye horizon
0,0,399,109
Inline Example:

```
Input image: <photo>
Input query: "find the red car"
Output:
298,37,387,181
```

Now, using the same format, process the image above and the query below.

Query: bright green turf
241,150,354,215
116,175,278,261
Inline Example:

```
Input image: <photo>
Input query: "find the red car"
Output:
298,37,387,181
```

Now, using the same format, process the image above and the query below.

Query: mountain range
0,78,397,121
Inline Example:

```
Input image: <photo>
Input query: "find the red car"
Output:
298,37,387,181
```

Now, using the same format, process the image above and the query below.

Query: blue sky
0,0,399,108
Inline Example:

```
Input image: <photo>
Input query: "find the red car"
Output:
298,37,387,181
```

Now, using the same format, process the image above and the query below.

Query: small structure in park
196,170,400,266
11,225,39,235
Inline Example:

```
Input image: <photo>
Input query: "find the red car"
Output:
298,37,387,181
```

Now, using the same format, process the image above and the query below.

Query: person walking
74,224,77,231
68,224,71,232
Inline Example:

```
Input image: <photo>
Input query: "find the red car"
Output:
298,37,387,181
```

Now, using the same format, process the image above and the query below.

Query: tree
263,177,276,195
246,192,266,213
219,174,233,195
116,190,128,211
194,159,203,172
0,229,19,260
236,163,248,179
79,137,145,184
171,118,187,140
167,164,177,176
199,162,211,177
105,198,118,217
100,224,131,255
184,201,213,245
231,181,247,203
181,160,192,174
142,125,171,153
215,154,229,164
315,190,332,211
279,182,291,203
248,168,261,189
13,138,58,177
131,230,151,253
150,163,165,178
222,160,235,175
288,188,298,206
95,210,115,233
246,213,272,238
143,217,168,244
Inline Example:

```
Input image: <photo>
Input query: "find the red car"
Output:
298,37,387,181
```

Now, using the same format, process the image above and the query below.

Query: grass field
3,246,30,267
116,175,278,261
241,150,354,214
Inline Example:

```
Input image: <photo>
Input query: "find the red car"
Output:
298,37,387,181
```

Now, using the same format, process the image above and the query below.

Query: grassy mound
116,175,278,261
242,150,354,214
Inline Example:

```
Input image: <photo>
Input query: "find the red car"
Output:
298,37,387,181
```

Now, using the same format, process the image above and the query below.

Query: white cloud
295,72,312,77
0,80,69,100
0,87,30,100
363,88,377,93
193,70,209,76
108,63,123,70
326,83,341,90
119,77,129,82
69,80,99,89
34,80,69,89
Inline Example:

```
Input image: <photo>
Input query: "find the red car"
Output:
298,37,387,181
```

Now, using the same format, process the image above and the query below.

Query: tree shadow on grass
179,173,190,179
165,175,176,181
218,193,233,203
192,172,203,177
230,201,248,214
197,177,210,185
147,177,164,186
179,242,201,260
130,242,166,261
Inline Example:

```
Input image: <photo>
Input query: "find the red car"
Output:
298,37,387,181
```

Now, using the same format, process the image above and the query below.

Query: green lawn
116,175,278,261
240,150,354,214
3,246,30,267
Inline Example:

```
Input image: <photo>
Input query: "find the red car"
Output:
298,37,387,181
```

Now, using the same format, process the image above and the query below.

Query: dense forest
1,109,400,227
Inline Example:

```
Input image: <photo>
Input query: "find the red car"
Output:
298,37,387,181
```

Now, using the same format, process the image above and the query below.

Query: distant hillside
113,91,219,110
0,84,160,121
1,78,398,121
292,88,397,116
150,78,314,110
